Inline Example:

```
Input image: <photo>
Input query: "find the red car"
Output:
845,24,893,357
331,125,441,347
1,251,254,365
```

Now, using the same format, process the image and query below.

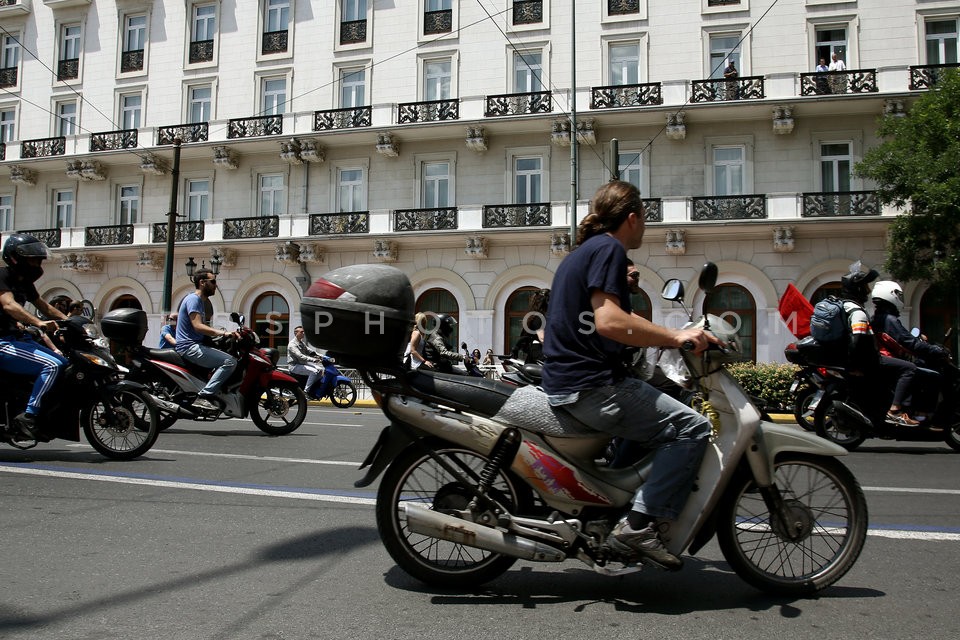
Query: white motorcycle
302,262,868,596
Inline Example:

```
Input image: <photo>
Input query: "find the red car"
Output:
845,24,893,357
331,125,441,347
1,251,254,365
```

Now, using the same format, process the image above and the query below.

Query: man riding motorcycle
421,314,467,374
0,234,68,439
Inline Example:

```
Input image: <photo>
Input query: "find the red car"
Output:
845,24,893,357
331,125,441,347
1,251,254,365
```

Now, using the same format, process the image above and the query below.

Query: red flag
778,283,813,338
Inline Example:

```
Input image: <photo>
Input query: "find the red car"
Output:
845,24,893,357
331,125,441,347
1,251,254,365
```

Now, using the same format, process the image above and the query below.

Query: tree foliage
855,70,960,285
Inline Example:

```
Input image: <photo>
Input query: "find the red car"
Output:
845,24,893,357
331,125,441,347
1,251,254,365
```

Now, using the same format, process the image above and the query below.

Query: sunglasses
627,271,641,281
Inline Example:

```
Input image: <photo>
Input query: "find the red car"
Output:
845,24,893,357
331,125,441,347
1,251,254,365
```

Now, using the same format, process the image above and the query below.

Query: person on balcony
722,59,739,100
829,53,848,93
815,58,830,94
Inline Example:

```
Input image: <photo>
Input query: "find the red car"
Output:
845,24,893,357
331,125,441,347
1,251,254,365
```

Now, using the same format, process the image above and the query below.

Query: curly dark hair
576,181,644,246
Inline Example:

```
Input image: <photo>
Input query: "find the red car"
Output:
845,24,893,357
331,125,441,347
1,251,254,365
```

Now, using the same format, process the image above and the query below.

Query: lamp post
160,138,183,316
185,256,220,279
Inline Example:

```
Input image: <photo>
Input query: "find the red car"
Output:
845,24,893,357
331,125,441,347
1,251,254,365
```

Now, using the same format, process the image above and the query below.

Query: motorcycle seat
492,385,602,438
406,370,516,418
146,348,212,379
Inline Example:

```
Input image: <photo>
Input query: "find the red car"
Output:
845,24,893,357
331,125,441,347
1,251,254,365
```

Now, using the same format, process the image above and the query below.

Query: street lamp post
160,138,183,316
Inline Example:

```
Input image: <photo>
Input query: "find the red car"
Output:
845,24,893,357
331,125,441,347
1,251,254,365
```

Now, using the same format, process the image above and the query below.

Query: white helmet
872,280,904,311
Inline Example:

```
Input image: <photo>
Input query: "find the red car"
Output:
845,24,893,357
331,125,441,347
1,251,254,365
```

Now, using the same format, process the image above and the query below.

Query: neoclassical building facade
1,0,957,362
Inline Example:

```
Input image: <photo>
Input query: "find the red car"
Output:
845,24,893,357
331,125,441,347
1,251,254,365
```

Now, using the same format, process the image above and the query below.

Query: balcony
90,129,138,152
85,224,133,246
189,39,214,64
394,207,458,232
21,136,66,158
262,30,288,54
57,57,78,81
340,19,366,45
691,77,764,103
313,106,371,130
18,227,61,249
0,1,31,15
482,204,550,228
157,122,209,145
152,220,205,243
801,191,879,218
309,212,370,235
607,0,640,16
691,195,767,221
398,99,459,124
0,66,16,88
642,198,663,223
223,215,279,239
513,0,542,25
591,82,662,109
485,91,552,117
424,9,452,35
120,49,143,73
227,115,282,139
909,63,960,91
800,69,878,96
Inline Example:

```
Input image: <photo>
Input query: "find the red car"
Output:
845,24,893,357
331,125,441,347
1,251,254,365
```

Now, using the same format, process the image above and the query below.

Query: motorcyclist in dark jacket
422,314,466,374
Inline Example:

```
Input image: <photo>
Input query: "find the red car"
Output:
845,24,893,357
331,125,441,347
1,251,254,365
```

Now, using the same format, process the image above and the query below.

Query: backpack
809,296,849,344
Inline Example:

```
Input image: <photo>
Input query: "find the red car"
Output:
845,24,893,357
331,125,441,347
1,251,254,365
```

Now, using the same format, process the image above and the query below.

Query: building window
415,288,459,346
337,167,365,212
121,93,142,129
618,151,642,192
54,189,74,227
118,185,140,224
56,101,78,136
631,289,652,321
340,68,366,107
262,77,287,115
188,85,212,123
344,0,366,22
504,287,538,355
253,292,290,355
266,0,289,32
704,284,756,361
713,146,744,196
815,27,847,68
186,179,210,220
1,34,19,88
0,194,12,232
190,3,216,63
514,50,543,92
0,108,15,142
124,15,146,52
58,24,81,81
609,42,640,85
424,59,451,101
920,283,958,352
926,18,959,65
709,34,740,79
820,142,852,192
259,173,285,216
514,156,543,204
422,161,450,208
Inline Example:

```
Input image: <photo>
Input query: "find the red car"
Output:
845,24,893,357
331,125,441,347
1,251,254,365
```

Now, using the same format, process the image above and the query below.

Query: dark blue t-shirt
541,234,631,394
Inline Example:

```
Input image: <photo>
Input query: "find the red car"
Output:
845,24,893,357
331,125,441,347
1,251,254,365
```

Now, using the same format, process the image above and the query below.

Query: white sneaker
191,396,218,411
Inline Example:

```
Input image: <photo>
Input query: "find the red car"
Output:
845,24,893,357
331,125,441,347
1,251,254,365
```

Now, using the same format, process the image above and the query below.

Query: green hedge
726,362,799,411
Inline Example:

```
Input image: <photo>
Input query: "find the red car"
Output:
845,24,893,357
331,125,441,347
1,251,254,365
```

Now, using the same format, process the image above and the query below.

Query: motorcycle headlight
79,352,114,368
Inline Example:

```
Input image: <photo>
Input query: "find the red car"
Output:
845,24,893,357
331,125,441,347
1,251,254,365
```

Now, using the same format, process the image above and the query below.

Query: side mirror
230,312,241,324
461,342,468,350
661,279,685,302
911,327,921,338
698,262,718,294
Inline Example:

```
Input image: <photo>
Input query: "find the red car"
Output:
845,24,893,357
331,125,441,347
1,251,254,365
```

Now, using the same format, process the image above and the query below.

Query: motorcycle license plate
806,389,825,411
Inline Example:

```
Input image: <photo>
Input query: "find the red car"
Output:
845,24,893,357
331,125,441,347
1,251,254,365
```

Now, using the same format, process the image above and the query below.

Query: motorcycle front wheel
330,380,357,408
249,380,307,435
716,453,868,596
81,388,160,460
376,442,530,587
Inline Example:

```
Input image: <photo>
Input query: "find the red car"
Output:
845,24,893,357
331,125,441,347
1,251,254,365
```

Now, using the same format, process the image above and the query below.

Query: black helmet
436,314,458,338
840,268,879,303
2,233,50,283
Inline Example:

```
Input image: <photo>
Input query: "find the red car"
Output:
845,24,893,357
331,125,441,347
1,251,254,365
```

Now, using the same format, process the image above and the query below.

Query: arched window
110,294,142,310
252,292,290,358
504,286,540,354
704,284,757,361
416,288,459,345
631,290,652,321
920,283,958,350
811,282,842,305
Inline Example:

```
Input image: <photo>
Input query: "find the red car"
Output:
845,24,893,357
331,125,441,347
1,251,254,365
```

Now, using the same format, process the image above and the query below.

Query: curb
308,398,378,408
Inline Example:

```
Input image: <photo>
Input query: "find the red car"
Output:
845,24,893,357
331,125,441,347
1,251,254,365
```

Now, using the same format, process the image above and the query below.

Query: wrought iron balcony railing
223,215,280,239
227,115,282,139
608,0,640,16
424,9,452,34
157,122,209,145
262,29,288,54
691,76,764,103
801,191,879,218
340,19,366,44
394,207,458,232
189,39,214,64
800,69,878,96
21,136,66,158
398,99,459,124
0,142,4,161
121,49,143,73
0,66,16,88
707,0,741,5
482,203,551,228
642,198,663,223
57,57,79,81
513,0,542,24
85,224,134,246
591,82,663,109
313,106,372,130
909,63,960,91
485,91,552,117
152,220,205,243
309,212,370,235
18,227,62,249
691,195,767,221
90,129,138,152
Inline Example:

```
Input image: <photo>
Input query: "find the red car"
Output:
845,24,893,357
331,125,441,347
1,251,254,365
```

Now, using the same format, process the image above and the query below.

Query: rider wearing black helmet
0,234,68,440
421,313,466,374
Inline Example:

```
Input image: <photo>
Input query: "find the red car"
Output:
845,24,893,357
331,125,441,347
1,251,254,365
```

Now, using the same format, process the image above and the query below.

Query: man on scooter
288,325,324,396
0,234,68,440
175,268,240,411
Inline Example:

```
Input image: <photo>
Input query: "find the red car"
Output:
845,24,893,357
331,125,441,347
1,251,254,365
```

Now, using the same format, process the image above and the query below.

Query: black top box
100,308,148,344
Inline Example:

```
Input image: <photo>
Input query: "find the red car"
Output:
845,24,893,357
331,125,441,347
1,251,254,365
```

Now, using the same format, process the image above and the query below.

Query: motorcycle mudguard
263,369,300,386
105,379,160,408
354,424,418,488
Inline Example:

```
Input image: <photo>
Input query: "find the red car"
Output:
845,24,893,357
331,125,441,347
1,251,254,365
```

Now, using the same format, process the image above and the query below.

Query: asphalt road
1,406,958,640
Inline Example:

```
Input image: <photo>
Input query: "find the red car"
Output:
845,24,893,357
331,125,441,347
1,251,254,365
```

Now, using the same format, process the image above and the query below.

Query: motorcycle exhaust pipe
403,503,565,562
149,396,198,418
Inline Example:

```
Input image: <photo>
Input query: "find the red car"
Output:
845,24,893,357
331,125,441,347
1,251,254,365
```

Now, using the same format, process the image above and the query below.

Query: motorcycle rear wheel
249,380,307,435
716,453,868,596
81,388,160,460
142,377,180,431
814,399,867,451
792,386,817,431
945,410,960,452
330,380,357,408
376,442,529,587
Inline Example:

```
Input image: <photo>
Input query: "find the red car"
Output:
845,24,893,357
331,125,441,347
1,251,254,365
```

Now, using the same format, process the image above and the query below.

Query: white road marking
862,486,960,496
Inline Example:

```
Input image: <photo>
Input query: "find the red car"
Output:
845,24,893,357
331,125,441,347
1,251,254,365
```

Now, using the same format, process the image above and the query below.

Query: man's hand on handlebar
674,327,724,355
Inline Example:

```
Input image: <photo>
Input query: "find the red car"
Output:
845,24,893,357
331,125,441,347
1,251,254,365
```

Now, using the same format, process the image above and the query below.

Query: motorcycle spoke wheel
792,386,817,431
945,411,960,452
717,454,868,596
81,389,159,460
330,381,357,408
249,380,307,435
144,378,180,431
376,444,522,587
814,399,867,451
